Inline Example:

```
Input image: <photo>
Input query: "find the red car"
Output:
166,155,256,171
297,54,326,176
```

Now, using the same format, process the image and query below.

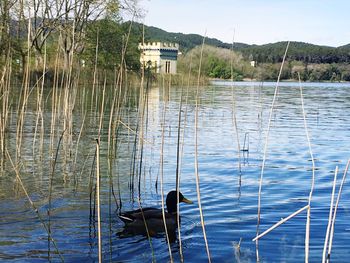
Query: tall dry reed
195,33,212,263
298,73,316,263
256,41,290,261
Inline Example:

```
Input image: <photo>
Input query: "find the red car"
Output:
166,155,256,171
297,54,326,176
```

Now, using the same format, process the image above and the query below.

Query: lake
1,80,350,262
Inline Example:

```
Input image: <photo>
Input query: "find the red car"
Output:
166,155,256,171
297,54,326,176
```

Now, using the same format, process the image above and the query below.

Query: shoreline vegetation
1,14,350,85
210,78,350,83
176,44,350,83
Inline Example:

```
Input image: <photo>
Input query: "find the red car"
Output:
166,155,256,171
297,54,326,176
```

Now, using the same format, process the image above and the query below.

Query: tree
6,0,141,69
83,19,140,70
0,0,16,62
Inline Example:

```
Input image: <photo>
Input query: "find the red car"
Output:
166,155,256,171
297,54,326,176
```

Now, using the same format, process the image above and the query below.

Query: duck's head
166,191,193,214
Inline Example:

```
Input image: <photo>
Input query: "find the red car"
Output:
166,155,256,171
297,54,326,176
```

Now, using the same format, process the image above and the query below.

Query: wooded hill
136,22,350,65
130,22,249,51
241,41,350,64
135,23,350,81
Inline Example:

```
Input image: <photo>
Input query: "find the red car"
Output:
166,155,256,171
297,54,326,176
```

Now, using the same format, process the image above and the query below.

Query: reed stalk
107,156,118,261
195,34,212,263
326,159,350,262
137,88,147,199
89,147,97,232
230,31,242,174
175,88,183,191
106,21,135,226
136,201,156,261
75,147,95,191
253,205,309,241
72,112,86,184
32,42,47,162
176,53,194,263
106,65,124,213
15,16,32,161
94,69,108,261
62,28,79,162
251,75,315,245
322,167,338,263
107,66,122,158
108,16,135,158
90,31,99,114
116,95,157,262
160,109,174,262
176,86,185,262
256,41,290,262
95,139,102,263
39,44,49,157
0,52,12,171
113,19,155,259
98,76,107,138
130,102,156,261
47,129,66,259
118,120,153,146
49,42,62,158
133,64,147,195
107,37,127,157
298,73,316,263
233,238,243,263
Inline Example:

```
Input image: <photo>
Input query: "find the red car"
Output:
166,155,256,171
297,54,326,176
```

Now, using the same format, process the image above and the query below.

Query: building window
165,61,170,73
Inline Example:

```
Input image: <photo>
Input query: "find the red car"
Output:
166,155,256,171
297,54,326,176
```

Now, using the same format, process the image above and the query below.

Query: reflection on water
1,81,350,262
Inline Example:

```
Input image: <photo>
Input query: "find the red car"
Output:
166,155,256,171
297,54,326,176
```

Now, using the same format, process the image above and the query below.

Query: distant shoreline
210,78,350,84
210,79,350,87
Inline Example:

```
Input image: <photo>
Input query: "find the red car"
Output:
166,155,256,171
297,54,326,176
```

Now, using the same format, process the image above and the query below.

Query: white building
138,42,179,74
250,60,257,67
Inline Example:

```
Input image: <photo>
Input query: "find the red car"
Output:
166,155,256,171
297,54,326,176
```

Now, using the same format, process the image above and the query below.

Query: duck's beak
182,197,193,204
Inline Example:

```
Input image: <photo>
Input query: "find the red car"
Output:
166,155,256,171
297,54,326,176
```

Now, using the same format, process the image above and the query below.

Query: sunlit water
1,81,350,262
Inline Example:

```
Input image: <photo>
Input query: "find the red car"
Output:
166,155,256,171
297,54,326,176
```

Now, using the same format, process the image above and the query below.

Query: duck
118,191,193,239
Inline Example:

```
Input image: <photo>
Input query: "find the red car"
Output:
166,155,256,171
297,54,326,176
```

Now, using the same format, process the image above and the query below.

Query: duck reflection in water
117,191,193,242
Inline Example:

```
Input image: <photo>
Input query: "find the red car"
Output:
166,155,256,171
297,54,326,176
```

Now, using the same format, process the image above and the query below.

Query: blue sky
139,0,349,47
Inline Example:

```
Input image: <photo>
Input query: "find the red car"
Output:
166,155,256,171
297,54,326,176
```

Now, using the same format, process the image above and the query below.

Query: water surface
1,81,350,262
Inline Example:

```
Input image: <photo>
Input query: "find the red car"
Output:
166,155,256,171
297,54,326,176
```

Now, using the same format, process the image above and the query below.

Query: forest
138,23,350,81
1,3,350,82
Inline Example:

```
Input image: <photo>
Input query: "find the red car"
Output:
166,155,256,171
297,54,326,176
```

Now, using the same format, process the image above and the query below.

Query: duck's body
118,191,192,238
119,207,174,223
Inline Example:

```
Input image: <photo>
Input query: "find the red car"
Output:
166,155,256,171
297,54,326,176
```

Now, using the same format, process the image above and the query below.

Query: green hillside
128,22,350,64
127,22,350,81
240,41,350,64
128,22,249,52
